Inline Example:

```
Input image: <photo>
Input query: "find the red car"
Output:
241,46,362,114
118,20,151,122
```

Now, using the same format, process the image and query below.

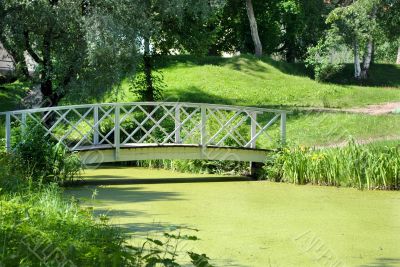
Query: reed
264,140,400,190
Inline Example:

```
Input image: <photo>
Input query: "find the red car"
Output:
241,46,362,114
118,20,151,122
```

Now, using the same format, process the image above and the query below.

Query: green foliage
12,123,82,184
131,230,213,266
0,0,139,105
130,66,166,101
208,0,328,61
0,184,135,266
0,152,26,192
263,141,400,189
306,0,400,79
305,27,346,81
144,0,224,56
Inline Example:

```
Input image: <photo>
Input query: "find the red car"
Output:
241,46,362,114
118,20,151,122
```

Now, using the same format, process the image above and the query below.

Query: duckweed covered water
66,167,400,267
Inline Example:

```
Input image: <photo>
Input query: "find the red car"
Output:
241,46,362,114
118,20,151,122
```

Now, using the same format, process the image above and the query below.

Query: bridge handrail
0,102,288,115
1,102,288,154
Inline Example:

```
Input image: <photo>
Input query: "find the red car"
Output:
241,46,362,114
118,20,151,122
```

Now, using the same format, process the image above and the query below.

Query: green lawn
67,167,400,267
118,55,400,108
282,112,400,146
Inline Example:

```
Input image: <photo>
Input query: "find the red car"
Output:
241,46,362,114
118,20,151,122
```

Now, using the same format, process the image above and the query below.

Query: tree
377,0,400,64
397,46,400,64
306,0,392,81
327,0,381,79
0,0,139,106
130,0,223,101
245,0,263,56
278,0,328,62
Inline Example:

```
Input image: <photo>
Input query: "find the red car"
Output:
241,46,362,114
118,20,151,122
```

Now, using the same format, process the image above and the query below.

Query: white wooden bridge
1,102,287,164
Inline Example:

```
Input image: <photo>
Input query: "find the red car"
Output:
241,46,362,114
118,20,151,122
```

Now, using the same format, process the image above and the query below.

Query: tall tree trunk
360,39,373,80
397,45,400,64
143,37,154,102
245,0,262,57
354,40,361,79
40,28,55,107
285,38,296,63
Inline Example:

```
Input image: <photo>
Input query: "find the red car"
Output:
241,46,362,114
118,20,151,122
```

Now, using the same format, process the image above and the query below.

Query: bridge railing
0,102,287,152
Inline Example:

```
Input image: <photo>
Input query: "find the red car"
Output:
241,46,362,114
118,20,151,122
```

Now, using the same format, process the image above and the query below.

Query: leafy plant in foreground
11,122,82,184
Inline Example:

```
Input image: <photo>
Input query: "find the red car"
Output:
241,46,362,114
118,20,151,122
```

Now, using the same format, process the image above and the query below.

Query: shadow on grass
327,64,400,88
359,258,400,267
157,55,400,88
165,85,237,105
156,54,310,77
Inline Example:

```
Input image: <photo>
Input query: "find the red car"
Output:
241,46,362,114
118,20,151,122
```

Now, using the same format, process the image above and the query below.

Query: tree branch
23,30,42,64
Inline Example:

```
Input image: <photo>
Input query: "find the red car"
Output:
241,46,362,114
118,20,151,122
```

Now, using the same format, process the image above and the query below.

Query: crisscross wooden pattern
1,102,287,154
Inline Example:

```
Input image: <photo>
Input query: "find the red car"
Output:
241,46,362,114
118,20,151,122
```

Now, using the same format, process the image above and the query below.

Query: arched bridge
1,102,287,164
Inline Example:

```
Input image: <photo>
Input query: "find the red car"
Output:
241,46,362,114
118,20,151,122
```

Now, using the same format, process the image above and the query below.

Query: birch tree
245,0,263,56
397,45,400,64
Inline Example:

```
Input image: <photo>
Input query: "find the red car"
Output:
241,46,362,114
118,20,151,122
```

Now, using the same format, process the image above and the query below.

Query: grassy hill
118,55,400,108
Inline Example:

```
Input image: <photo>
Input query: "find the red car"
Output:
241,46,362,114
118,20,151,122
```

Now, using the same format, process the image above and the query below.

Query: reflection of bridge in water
1,102,287,164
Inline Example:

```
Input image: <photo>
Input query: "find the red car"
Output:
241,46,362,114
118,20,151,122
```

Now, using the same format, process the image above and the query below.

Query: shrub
0,184,135,266
0,152,26,191
263,141,400,190
12,123,82,184
305,27,347,82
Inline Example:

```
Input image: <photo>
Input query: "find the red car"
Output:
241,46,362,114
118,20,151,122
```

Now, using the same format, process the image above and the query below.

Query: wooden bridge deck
76,143,272,164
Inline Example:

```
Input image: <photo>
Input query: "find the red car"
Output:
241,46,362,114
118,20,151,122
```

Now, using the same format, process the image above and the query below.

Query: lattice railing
0,102,287,152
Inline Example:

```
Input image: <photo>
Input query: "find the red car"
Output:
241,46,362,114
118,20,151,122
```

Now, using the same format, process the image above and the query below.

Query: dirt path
301,101,400,115
316,136,400,149
345,101,400,115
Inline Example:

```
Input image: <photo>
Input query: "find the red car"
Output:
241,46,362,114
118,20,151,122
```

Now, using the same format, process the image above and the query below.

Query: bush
262,141,400,190
0,184,135,266
305,27,347,82
12,123,82,184
0,152,26,191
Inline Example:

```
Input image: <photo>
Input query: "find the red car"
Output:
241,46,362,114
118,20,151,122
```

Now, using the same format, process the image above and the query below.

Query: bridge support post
114,105,120,160
281,112,286,145
250,162,264,179
5,112,10,152
21,113,26,134
175,104,181,143
249,112,257,177
93,106,99,145
201,105,207,149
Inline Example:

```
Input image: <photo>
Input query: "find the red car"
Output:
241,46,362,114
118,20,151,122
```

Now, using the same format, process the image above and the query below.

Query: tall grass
0,184,134,266
264,141,400,190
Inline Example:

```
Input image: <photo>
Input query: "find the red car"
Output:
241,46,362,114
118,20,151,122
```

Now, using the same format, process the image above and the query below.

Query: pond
66,167,400,267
